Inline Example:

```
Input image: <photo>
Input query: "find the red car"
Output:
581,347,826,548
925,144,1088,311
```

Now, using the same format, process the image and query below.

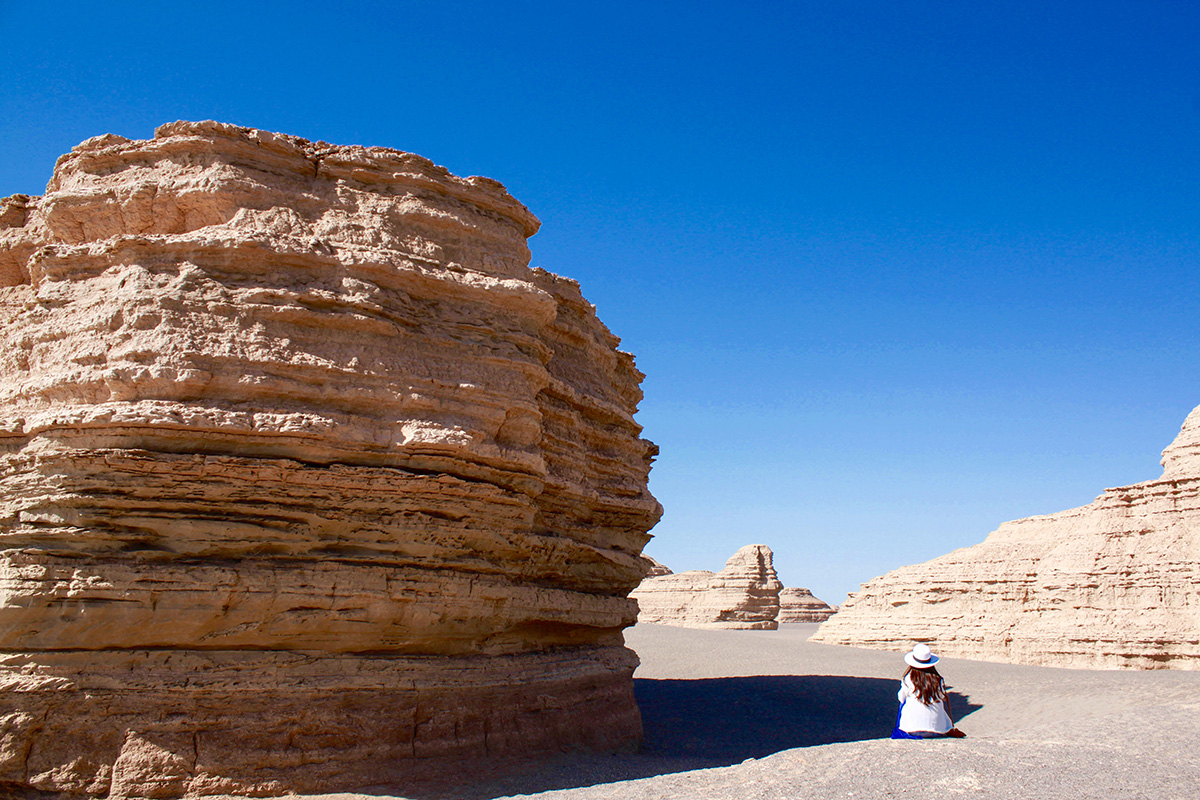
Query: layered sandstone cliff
631,544,782,629
813,406,1200,669
777,587,837,623
0,122,661,797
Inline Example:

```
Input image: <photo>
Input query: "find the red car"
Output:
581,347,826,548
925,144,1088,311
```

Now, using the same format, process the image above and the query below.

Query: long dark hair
904,665,946,705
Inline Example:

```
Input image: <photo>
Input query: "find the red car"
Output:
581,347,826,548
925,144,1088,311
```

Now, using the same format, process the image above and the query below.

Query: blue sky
3,2,1198,604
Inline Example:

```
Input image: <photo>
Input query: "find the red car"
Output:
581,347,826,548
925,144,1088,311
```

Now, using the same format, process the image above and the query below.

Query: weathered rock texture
0,122,661,797
639,554,672,578
631,544,782,629
813,406,1200,670
777,587,837,623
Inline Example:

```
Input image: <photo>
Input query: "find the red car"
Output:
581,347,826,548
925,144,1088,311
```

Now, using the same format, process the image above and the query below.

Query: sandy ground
298,623,1200,800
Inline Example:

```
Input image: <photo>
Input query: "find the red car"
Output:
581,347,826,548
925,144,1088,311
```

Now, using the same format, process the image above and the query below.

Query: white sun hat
904,643,940,669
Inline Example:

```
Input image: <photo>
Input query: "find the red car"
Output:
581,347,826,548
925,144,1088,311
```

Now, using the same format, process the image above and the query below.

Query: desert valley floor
270,622,1200,800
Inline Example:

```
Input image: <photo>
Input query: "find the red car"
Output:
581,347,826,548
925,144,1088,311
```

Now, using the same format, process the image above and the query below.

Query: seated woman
892,643,965,738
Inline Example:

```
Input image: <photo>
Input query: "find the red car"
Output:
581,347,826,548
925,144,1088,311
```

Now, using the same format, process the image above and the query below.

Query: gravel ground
302,623,1200,800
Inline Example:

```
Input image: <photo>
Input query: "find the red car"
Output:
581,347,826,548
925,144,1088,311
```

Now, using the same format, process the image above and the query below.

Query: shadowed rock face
813,405,1200,670
631,545,782,629
777,587,837,623
0,122,661,797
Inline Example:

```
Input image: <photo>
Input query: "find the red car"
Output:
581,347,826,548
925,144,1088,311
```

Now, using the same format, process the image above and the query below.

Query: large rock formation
0,122,661,797
631,544,782,629
813,405,1200,670
777,587,837,623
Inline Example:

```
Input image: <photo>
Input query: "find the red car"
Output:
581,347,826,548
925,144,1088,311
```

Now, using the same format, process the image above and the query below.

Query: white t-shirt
897,673,952,734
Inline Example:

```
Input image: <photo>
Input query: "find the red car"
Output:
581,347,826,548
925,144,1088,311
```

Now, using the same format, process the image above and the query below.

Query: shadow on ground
394,675,980,799
637,675,979,759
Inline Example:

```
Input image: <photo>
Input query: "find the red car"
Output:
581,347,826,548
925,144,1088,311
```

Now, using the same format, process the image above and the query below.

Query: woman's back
897,670,952,734
892,644,959,738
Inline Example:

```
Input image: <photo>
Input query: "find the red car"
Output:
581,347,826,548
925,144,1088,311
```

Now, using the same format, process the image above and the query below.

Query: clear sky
3,2,1198,605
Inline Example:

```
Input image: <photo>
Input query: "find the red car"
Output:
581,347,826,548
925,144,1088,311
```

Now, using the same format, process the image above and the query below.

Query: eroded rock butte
777,587,837,623
813,404,1200,669
0,122,661,797
631,544,782,629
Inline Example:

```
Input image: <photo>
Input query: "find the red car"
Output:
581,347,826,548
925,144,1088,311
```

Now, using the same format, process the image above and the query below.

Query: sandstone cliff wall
0,122,661,797
631,544,782,629
812,406,1200,669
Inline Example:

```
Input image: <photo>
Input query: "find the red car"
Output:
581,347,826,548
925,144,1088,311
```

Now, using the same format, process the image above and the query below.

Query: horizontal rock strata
777,587,837,623
0,121,661,797
631,544,782,629
0,648,640,797
639,554,672,578
812,405,1200,670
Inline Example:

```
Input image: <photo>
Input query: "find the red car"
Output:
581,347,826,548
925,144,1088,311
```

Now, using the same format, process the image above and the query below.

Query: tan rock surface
630,544,782,629
812,405,1200,669
639,554,672,577
0,121,661,797
777,587,837,623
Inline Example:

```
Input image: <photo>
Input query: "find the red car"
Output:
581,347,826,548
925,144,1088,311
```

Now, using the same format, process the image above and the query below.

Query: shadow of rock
636,675,979,759
395,675,981,799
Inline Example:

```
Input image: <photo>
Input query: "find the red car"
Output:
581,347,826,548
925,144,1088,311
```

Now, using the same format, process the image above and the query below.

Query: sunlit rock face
0,121,661,797
631,544,782,629
812,406,1200,670
777,587,837,623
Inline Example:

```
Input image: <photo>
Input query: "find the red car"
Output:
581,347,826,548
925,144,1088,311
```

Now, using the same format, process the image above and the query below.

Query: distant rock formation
631,544,782,629
0,122,661,797
813,405,1200,670
640,554,673,577
778,587,837,623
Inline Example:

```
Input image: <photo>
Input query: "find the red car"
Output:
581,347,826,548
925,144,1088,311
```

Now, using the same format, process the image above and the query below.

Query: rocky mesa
812,404,1200,669
0,122,661,797
777,587,837,623
631,544,782,629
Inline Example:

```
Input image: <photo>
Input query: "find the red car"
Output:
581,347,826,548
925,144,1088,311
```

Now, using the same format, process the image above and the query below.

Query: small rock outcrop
777,587,837,623
813,404,1200,670
631,544,782,629
0,122,661,797
639,554,673,577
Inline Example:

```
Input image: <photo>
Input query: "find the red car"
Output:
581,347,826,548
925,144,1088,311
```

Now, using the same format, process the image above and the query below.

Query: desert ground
290,622,1200,800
